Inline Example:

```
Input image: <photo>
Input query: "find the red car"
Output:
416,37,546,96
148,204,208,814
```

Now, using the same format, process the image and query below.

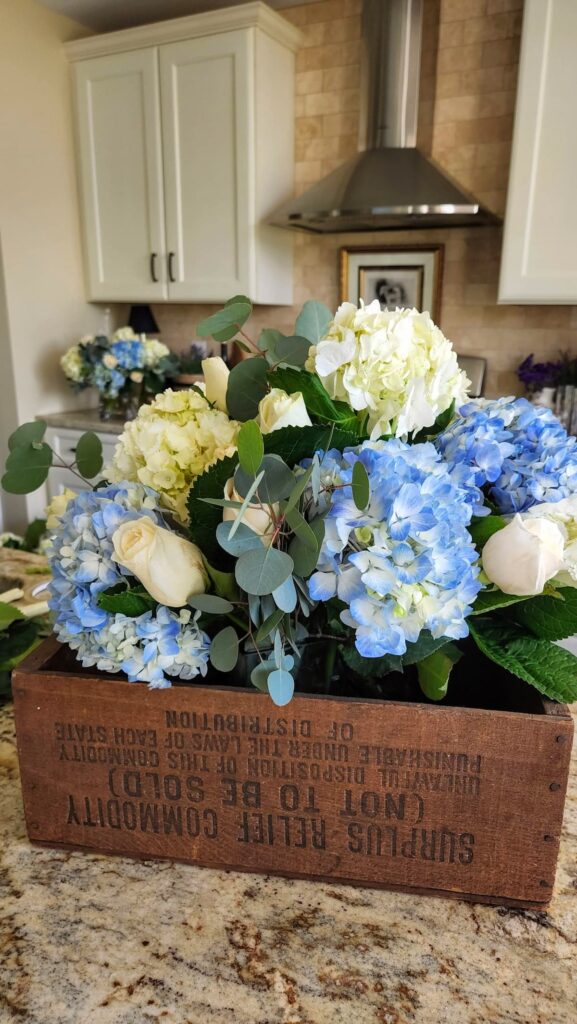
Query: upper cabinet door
159,32,253,302
73,50,167,301
499,0,577,303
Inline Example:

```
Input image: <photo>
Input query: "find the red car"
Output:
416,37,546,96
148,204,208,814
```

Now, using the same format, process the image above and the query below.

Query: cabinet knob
150,252,158,282
168,251,176,283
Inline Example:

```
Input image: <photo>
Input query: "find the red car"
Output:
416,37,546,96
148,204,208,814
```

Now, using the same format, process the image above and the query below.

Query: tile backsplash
152,0,576,398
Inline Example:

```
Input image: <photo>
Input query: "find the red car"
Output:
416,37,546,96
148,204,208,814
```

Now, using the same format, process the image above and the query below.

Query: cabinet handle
168,251,176,283
150,252,158,283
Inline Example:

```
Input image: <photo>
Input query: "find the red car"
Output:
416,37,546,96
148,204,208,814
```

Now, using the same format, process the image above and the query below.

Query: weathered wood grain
11,639,574,907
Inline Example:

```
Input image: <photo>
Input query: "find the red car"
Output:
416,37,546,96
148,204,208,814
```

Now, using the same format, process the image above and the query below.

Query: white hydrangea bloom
112,327,139,342
109,388,239,523
142,337,171,367
308,301,469,440
60,344,85,383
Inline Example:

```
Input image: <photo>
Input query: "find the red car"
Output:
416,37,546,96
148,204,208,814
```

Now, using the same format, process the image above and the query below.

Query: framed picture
340,245,444,321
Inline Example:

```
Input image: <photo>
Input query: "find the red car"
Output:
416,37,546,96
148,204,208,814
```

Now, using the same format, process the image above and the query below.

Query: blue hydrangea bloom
308,440,481,659
436,397,577,514
47,482,209,687
111,338,144,370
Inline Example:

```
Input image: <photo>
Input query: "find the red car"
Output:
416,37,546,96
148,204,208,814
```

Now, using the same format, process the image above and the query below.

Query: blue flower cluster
48,483,209,687
435,397,577,514
308,440,481,659
111,338,145,370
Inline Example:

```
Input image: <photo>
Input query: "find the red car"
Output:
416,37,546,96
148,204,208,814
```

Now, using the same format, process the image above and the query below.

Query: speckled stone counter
1,702,576,1024
40,410,125,435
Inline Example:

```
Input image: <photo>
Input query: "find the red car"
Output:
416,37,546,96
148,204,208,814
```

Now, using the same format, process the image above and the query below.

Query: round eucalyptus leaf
226,358,268,421
255,608,284,643
274,334,312,368
235,454,294,504
295,299,332,345
272,575,297,613
235,546,293,596
187,593,234,614
216,521,263,556
267,668,295,706
250,657,276,692
197,296,252,343
75,431,103,479
8,421,47,451
209,626,239,673
352,460,370,511
2,442,52,494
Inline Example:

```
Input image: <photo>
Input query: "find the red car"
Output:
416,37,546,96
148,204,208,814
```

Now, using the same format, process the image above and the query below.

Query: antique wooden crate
12,638,574,908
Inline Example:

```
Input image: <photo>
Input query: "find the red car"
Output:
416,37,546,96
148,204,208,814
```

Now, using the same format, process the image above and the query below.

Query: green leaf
352,460,370,511
251,658,276,692
0,602,25,629
272,575,297,613
267,668,295,706
341,644,403,678
470,588,531,616
468,514,506,550
268,367,360,433
273,335,312,368
257,329,283,365
2,442,52,494
203,562,237,601
262,424,359,468
417,644,461,701
210,626,239,672
235,454,294,505
228,470,265,539
401,632,453,666
235,546,294,596
97,586,156,616
197,296,252,343
226,357,268,421
187,594,234,614
0,620,43,671
75,432,103,478
216,521,264,557
507,587,577,641
294,299,332,344
255,608,285,644
22,519,47,552
286,508,320,577
237,420,264,476
284,461,315,516
469,617,577,703
8,421,47,451
187,454,238,567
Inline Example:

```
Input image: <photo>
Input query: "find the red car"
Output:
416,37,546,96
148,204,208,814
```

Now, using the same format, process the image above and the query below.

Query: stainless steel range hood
271,0,500,233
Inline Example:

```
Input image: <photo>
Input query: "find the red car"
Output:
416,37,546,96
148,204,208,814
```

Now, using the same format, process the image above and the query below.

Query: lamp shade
128,304,160,335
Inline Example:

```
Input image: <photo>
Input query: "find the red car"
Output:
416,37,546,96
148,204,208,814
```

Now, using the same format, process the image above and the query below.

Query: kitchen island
0,702,576,1024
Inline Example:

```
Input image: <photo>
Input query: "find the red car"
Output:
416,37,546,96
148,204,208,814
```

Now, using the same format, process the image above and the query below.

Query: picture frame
340,244,444,322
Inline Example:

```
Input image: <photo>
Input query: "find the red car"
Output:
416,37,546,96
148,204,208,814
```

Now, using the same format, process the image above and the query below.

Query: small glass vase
120,381,144,421
98,393,120,421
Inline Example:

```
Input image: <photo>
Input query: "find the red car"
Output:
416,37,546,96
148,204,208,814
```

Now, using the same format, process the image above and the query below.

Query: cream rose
222,478,277,543
46,488,76,531
112,517,207,607
482,514,565,596
202,356,230,412
258,389,312,434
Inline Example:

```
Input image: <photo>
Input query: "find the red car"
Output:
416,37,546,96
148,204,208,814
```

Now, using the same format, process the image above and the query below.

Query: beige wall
0,0,102,524
153,0,577,398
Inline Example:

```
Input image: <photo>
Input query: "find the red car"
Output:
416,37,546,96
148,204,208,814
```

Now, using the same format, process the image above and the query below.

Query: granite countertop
1,702,576,1024
38,410,125,436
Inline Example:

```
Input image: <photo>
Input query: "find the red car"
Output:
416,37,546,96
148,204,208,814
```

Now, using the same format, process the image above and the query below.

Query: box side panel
11,672,573,905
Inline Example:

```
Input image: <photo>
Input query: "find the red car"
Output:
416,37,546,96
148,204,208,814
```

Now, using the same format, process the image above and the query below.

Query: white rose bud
258,388,312,434
222,478,277,543
202,356,230,412
112,517,207,607
482,514,565,596
103,353,118,369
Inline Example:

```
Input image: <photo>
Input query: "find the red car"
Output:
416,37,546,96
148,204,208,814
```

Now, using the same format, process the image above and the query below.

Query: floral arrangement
5,295,577,707
60,328,179,411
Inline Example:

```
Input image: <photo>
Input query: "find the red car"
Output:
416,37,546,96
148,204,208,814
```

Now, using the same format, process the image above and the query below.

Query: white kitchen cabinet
73,49,167,302
67,5,300,305
499,0,577,303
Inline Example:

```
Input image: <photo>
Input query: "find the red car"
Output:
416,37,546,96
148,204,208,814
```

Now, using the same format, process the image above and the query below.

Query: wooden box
12,638,574,908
